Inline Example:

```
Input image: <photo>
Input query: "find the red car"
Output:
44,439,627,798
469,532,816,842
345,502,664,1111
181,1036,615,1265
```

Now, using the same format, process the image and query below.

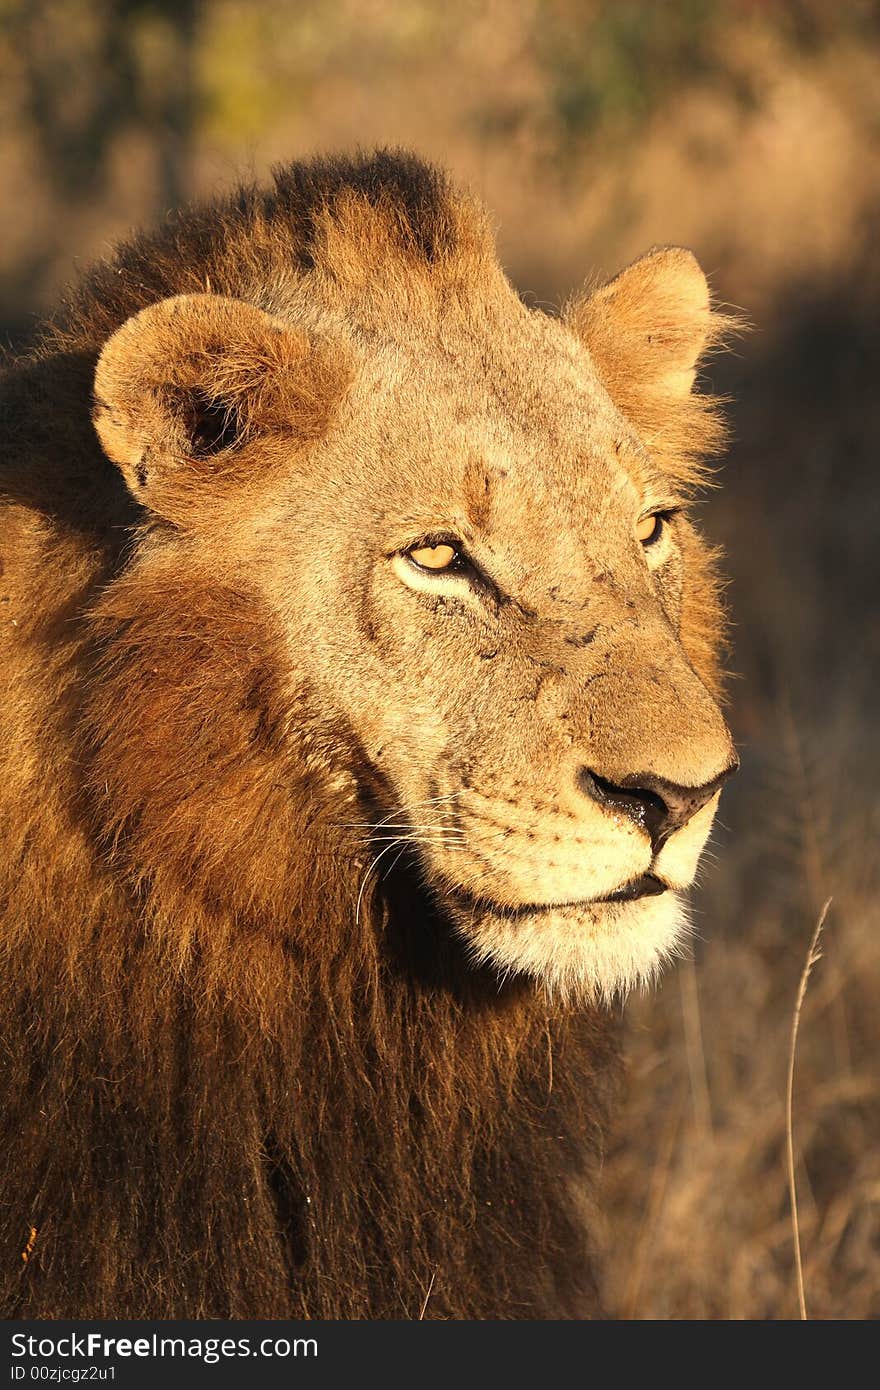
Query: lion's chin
446,890,690,1005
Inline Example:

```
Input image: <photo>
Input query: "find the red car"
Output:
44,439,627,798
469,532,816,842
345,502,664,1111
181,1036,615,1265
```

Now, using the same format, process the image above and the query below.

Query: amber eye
636,513,665,547
407,542,460,571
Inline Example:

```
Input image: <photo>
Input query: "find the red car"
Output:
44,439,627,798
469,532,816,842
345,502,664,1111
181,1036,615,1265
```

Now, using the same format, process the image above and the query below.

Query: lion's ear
93,293,347,524
568,247,721,401
567,248,740,483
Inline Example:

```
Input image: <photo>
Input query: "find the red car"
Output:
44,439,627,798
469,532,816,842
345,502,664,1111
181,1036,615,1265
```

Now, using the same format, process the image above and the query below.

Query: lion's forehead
341,314,648,538
362,301,619,432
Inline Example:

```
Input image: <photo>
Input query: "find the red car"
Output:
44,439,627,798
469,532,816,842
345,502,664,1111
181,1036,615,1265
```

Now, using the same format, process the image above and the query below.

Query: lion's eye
636,513,665,547
407,542,460,571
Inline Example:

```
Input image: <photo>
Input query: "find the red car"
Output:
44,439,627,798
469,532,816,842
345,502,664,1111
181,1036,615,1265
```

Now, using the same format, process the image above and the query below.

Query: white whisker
365,836,466,846
368,791,460,830
343,817,467,828
355,840,407,930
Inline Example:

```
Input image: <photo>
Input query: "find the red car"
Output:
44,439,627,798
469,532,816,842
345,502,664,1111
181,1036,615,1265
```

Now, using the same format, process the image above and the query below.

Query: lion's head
91,153,737,1003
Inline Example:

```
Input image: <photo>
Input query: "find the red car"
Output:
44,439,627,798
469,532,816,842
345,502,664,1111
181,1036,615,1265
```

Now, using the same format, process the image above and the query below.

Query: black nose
577,761,738,852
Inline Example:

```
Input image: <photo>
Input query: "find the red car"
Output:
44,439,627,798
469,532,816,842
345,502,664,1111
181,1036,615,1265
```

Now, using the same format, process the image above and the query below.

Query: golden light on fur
0,150,738,1320
20,1228,37,1266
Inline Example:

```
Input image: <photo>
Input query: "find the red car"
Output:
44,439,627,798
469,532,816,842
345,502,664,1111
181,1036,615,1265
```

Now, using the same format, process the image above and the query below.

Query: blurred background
2,0,877,1318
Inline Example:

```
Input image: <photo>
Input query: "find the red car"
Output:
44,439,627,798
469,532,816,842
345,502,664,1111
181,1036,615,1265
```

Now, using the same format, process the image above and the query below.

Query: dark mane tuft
271,148,459,268
46,149,473,355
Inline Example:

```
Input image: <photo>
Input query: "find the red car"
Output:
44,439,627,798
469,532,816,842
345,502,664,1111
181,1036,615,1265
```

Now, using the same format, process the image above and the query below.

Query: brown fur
0,151,736,1318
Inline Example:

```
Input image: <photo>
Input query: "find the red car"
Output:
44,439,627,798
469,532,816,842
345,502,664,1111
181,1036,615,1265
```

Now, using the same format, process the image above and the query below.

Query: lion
0,151,737,1319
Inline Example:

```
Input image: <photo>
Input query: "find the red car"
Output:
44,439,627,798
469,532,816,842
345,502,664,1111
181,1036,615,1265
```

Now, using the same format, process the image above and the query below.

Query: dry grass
787,899,830,1320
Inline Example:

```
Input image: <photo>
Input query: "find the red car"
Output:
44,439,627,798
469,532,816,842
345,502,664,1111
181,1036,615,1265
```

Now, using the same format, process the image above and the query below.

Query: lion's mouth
596,872,668,903
443,873,669,920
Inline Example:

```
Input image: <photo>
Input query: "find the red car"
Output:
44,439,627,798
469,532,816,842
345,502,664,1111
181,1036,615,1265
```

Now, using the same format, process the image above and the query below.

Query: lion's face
284,294,735,1002
93,232,736,1002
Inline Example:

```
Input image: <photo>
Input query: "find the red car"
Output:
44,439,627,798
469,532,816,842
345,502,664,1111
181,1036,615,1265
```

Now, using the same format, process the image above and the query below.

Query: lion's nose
576,761,739,852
